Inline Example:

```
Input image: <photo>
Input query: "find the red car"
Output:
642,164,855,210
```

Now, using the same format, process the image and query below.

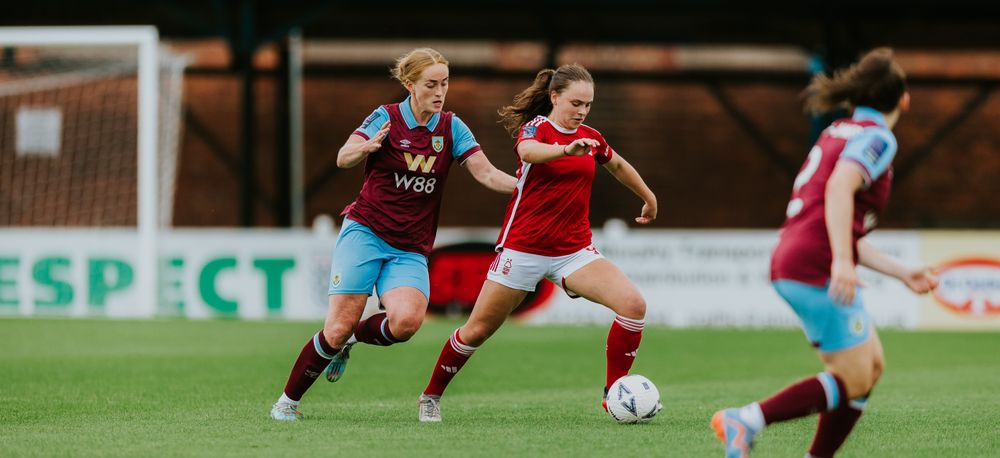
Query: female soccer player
711,48,938,457
270,48,517,421
416,63,658,422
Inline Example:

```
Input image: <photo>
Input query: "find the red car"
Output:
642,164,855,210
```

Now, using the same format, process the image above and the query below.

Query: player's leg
325,232,426,382
327,284,427,383
419,249,540,421
711,280,863,455
808,328,884,457
271,294,368,420
560,253,646,398
754,280,865,426
419,280,527,422
357,251,431,345
271,223,380,419
423,280,526,388
354,286,427,343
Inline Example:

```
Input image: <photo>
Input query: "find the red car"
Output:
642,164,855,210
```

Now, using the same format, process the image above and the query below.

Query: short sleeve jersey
495,116,614,256
770,106,898,286
342,97,482,257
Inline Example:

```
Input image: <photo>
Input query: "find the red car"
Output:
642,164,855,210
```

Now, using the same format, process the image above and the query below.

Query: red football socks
423,329,477,397
606,315,644,389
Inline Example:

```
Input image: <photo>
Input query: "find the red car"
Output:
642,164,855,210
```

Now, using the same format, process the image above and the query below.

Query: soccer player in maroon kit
711,48,938,457
416,64,658,422
270,48,516,421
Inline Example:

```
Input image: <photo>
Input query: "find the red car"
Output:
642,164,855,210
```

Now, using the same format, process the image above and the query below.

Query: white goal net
0,28,185,227
0,27,185,314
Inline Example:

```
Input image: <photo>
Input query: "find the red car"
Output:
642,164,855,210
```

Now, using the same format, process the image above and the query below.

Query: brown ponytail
803,47,907,114
499,64,594,136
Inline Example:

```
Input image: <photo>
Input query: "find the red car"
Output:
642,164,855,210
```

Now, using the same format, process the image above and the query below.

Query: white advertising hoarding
0,226,991,330
491,230,921,329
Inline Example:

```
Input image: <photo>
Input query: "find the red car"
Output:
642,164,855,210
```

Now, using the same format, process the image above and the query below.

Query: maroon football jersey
343,103,478,257
770,117,895,286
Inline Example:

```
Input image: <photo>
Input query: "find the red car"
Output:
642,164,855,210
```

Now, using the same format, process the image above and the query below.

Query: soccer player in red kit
416,64,658,422
270,48,516,421
711,48,938,457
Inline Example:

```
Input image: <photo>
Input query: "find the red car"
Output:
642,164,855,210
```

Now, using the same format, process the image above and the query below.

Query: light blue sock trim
379,318,397,343
849,396,869,411
817,372,840,411
313,332,336,360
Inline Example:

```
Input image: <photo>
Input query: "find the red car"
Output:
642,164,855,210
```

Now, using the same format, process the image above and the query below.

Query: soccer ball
606,374,662,424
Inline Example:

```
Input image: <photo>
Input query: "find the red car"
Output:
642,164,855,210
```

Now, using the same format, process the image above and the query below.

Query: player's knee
389,313,423,341
871,356,885,385
322,321,354,347
838,369,874,399
618,293,646,320
461,322,495,347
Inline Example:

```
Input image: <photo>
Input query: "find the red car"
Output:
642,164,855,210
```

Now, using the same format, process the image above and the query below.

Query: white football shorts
486,245,604,296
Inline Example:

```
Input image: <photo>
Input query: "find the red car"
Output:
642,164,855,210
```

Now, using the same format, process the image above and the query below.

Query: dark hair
498,63,594,136
803,47,907,114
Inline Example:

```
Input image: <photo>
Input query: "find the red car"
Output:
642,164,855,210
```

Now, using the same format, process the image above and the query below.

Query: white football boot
418,394,442,422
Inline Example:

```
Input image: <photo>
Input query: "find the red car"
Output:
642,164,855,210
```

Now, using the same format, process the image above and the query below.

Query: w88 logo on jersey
394,173,437,193
394,152,438,193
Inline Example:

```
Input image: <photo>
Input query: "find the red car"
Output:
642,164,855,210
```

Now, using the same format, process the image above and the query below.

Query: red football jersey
496,116,614,256
770,115,895,286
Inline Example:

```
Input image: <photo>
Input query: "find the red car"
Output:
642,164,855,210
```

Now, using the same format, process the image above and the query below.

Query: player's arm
517,138,599,164
337,124,390,169
825,161,866,304
451,116,516,193
463,151,517,194
828,127,898,304
857,239,939,294
602,153,657,224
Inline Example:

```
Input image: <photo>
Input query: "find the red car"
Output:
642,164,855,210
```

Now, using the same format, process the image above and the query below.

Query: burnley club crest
431,136,444,153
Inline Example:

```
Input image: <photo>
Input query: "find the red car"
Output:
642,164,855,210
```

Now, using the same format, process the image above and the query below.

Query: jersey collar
542,116,578,134
852,106,888,128
400,96,441,131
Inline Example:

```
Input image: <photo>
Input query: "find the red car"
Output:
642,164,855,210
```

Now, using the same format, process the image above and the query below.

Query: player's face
407,63,449,115
550,81,594,130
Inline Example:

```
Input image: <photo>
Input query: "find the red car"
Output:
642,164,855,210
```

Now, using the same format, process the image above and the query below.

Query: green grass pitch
1,318,998,457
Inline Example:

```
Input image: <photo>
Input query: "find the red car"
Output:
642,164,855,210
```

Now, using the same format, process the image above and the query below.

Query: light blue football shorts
327,218,429,300
772,279,872,353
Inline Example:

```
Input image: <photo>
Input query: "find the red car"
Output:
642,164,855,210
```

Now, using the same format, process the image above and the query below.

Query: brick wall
175,74,1000,229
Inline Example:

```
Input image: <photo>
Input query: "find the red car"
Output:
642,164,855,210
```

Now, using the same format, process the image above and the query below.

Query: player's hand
563,138,600,156
359,122,391,154
902,265,938,294
829,258,862,305
635,201,657,224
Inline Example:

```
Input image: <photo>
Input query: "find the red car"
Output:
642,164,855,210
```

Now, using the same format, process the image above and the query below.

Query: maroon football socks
808,394,868,457
354,312,403,346
759,372,846,424
281,330,339,401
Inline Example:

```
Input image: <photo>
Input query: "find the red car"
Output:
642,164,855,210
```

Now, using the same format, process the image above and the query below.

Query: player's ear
899,91,910,113
404,80,415,95
550,90,559,107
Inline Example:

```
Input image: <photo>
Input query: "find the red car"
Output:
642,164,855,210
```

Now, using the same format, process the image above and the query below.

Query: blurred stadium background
1,1,998,326
0,0,1000,456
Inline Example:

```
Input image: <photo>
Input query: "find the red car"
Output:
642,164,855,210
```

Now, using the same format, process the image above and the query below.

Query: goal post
0,26,169,315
